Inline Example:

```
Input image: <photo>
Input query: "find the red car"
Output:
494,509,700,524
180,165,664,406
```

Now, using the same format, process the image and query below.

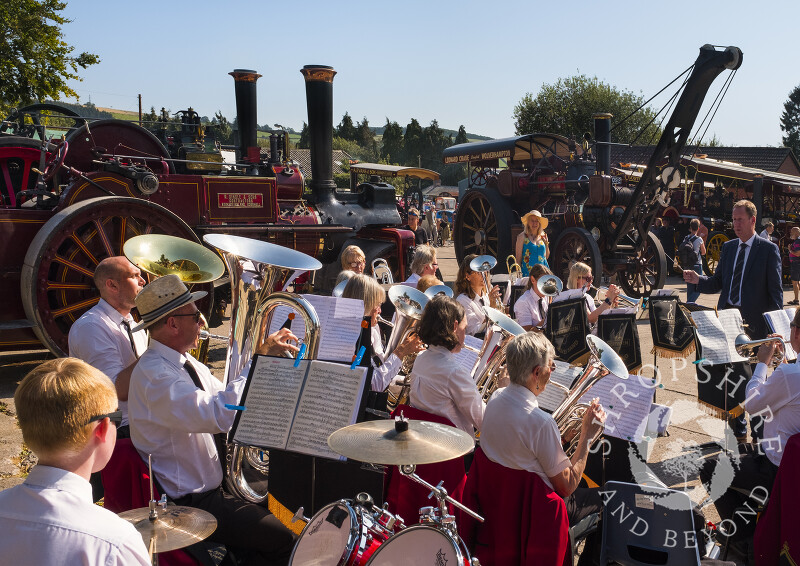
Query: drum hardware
423,284,454,298
203,234,323,505
469,254,503,312
398,465,483,525
734,333,786,366
551,335,629,457
372,258,394,284
472,306,526,403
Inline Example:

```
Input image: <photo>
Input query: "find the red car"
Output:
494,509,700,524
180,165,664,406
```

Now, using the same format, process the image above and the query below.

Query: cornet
734,334,785,366
591,285,642,311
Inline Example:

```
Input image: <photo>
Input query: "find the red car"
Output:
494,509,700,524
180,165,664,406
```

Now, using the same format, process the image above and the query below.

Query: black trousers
174,487,296,566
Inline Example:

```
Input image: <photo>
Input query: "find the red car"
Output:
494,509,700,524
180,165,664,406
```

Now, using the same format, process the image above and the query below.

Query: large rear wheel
454,188,514,270
21,196,207,355
618,231,667,298
550,227,602,285
703,231,729,275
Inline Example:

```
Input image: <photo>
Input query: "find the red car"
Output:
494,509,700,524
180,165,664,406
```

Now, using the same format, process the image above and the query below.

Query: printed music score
551,288,584,304
454,335,482,377
764,309,798,362
577,373,656,443
231,356,368,461
691,309,747,364
267,295,364,363
536,361,581,413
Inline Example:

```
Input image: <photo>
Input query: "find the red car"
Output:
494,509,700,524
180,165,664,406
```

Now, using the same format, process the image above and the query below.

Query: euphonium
372,257,394,284
734,333,785,366
203,234,322,504
384,285,429,411
550,335,628,457
473,306,526,402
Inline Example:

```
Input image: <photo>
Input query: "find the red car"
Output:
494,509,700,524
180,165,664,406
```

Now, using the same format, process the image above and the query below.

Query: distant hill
43,101,114,120
370,125,491,141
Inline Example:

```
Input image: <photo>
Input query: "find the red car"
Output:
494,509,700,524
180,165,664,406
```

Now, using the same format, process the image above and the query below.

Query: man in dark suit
683,199,782,340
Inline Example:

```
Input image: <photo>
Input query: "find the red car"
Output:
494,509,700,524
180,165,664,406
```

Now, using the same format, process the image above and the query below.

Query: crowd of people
2,198,799,565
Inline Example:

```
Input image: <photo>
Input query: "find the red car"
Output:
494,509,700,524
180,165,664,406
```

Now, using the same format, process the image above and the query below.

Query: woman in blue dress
515,210,549,277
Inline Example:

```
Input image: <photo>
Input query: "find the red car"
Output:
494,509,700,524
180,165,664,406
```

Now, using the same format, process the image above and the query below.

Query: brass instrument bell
734,333,785,366
123,234,225,284
536,274,563,297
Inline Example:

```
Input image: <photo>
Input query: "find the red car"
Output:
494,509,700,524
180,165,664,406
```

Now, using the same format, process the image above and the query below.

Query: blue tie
729,242,747,305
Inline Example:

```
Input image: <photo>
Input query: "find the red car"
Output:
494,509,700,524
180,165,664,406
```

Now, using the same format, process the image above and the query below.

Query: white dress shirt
403,273,421,288
69,299,148,427
0,465,150,565
409,345,484,433
728,233,756,307
371,325,403,391
456,292,489,336
480,384,570,490
514,288,548,328
128,339,247,498
747,362,800,466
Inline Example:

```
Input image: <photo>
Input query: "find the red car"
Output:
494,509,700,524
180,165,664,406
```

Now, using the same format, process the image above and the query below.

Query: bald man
69,257,148,437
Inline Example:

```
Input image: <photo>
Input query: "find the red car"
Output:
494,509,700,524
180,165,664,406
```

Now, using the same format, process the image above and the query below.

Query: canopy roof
442,134,577,166
349,163,440,181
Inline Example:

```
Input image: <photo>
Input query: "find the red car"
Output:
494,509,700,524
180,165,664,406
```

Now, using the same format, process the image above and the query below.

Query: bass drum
289,500,390,566
365,525,469,566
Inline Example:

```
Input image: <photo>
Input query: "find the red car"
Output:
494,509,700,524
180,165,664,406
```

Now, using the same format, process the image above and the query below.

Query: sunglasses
172,311,203,323
577,275,594,282
85,410,122,428
349,260,366,268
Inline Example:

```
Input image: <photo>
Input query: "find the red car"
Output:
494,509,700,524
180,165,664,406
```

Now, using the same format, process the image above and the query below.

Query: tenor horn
536,274,563,297
473,306,526,402
372,257,394,284
424,284,453,298
470,255,500,309
384,285,429,411
551,335,628,457
203,234,322,504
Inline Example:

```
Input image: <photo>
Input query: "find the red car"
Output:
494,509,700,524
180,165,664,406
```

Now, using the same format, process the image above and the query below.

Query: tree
1,0,100,115
210,111,232,144
336,112,357,142
297,122,310,149
420,119,450,171
380,118,404,162
356,116,374,149
780,85,800,157
513,75,661,145
403,118,424,165
455,125,469,145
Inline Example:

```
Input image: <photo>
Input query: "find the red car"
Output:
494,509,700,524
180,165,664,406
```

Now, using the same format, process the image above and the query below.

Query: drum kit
289,416,483,565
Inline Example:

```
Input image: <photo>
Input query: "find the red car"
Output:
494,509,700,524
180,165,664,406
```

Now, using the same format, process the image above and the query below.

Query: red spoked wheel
469,166,491,188
21,196,209,355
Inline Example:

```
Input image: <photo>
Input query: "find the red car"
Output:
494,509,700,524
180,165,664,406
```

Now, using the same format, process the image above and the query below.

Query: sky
59,0,800,147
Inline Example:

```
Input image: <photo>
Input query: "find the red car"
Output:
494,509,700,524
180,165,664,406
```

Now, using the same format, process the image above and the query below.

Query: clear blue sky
61,0,799,147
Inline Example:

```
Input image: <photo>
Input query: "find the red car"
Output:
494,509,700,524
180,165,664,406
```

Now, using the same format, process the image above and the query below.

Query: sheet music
718,309,746,347
653,288,677,297
786,307,797,322
454,335,482,376
267,294,364,362
578,373,655,442
691,310,746,364
286,361,368,461
552,288,585,304
232,357,309,449
599,306,637,316
537,361,581,413
765,309,797,362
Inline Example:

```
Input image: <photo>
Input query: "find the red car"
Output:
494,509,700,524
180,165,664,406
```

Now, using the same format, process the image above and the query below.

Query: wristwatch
604,298,612,306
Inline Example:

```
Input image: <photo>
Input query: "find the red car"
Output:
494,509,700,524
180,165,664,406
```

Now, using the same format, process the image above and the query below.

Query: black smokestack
230,69,262,162
301,65,337,202
593,112,612,175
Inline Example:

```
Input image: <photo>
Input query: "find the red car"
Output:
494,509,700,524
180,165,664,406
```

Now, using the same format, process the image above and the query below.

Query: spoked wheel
469,166,491,188
551,227,602,284
703,231,728,275
617,231,667,298
21,196,207,355
454,188,514,268
1,103,86,139
0,137,58,207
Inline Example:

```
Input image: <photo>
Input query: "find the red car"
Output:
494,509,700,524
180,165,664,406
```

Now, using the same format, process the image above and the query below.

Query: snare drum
289,500,393,565
364,525,469,565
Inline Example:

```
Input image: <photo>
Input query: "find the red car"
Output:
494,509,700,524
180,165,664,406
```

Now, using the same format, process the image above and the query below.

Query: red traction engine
0,66,413,355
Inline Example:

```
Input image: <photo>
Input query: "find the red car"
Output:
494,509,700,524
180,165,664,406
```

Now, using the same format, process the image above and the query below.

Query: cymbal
119,505,217,553
328,419,475,465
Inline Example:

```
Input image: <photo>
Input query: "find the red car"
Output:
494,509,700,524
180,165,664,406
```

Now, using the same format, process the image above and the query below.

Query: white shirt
747,362,800,466
456,292,488,336
371,325,403,391
480,384,570,490
0,465,150,565
409,345,484,433
128,339,247,498
514,288,548,328
68,299,148,427
728,233,756,307
403,273,420,288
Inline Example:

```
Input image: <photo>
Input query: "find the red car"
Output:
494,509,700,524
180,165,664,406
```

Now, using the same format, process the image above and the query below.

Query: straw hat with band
132,274,207,332
521,210,549,234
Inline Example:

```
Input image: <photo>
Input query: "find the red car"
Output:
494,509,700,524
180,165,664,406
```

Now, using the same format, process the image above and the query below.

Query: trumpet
734,334,786,366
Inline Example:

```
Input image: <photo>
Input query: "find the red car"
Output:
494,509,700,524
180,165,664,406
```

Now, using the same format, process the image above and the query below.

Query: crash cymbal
119,505,217,553
328,418,475,465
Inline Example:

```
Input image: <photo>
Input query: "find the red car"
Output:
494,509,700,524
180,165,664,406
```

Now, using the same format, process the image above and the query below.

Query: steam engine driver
127,274,299,564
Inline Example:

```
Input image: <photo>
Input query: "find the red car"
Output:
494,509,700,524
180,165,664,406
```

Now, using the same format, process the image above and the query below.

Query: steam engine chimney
593,113,612,175
230,69,262,163
301,65,337,203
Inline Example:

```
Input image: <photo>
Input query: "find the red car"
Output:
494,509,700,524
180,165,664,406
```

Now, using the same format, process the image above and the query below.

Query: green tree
420,119,451,171
210,110,232,144
513,74,661,145
780,85,800,157
356,116,373,148
380,118,404,162
403,118,423,165
1,0,100,114
455,125,469,145
336,112,357,142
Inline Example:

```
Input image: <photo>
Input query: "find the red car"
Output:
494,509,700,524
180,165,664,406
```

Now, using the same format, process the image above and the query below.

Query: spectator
697,217,709,243
789,226,800,306
403,208,429,245
759,221,776,243
341,245,366,274
682,219,706,303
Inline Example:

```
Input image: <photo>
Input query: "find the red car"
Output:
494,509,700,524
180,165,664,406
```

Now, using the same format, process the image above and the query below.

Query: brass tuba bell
123,234,225,284
384,285,429,411
472,306,526,402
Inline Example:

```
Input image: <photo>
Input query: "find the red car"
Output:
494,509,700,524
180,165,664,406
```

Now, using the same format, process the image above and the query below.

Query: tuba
550,335,628,457
472,306,526,402
384,285,429,411
203,234,322,504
